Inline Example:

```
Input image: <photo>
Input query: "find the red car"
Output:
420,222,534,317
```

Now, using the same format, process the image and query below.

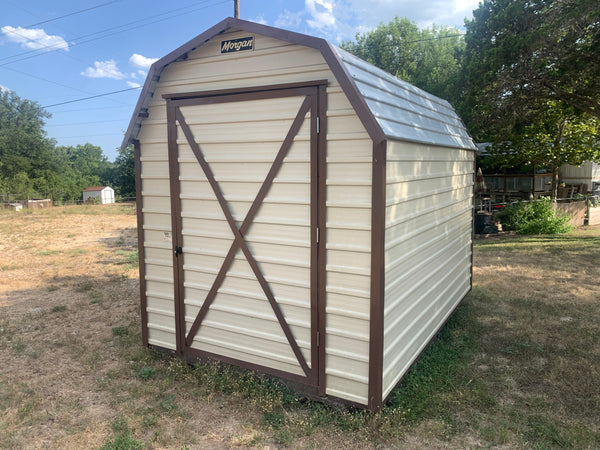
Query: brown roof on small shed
83,186,110,192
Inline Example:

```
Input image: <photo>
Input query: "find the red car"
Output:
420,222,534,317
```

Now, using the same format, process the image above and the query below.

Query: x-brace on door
165,82,326,392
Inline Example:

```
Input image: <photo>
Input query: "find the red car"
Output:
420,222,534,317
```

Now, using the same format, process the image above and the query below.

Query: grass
1,205,599,448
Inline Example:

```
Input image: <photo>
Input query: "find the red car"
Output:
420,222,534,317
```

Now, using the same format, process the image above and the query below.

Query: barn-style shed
83,186,115,204
123,17,476,410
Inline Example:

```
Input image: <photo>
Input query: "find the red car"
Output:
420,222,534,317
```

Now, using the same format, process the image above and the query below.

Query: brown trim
133,140,148,347
163,79,328,100
149,342,369,409
309,91,319,385
319,42,387,145
183,347,312,387
367,139,387,411
171,85,316,108
173,90,318,383
316,84,328,397
166,100,185,355
470,152,476,291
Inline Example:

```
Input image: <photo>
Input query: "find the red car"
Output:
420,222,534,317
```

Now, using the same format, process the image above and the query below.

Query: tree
110,145,135,199
341,17,465,106
0,90,56,186
461,0,600,198
53,143,111,200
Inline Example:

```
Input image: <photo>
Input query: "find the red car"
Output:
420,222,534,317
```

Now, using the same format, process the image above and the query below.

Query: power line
50,118,130,127
24,1,120,28
52,132,125,139
50,105,130,113
43,87,141,108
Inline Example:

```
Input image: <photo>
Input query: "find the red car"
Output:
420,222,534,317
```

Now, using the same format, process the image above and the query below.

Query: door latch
174,246,183,256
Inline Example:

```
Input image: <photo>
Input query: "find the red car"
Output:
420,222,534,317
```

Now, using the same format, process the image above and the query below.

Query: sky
0,0,479,161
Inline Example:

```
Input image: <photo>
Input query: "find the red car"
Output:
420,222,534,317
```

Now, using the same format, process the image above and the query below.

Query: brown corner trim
166,101,185,355
134,140,148,347
316,84,328,397
367,139,387,411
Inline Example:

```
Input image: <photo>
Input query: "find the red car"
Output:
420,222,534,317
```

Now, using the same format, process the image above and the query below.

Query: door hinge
316,331,320,347
316,116,320,134
316,227,320,244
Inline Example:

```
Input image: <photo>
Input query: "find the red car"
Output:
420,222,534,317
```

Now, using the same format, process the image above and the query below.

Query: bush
497,198,572,234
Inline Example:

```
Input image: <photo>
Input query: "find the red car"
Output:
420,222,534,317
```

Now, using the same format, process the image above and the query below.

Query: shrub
497,198,572,234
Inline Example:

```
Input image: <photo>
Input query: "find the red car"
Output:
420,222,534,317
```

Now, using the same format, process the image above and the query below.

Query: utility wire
50,118,130,127
23,1,120,28
43,87,141,108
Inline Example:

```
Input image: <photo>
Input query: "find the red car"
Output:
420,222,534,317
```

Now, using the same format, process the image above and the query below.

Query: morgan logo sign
221,36,254,54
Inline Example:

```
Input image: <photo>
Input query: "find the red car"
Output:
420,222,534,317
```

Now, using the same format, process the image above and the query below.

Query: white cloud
81,60,126,79
128,53,158,69
275,9,305,29
248,15,268,25
306,0,336,30
0,84,10,92
126,81,142,88
1,25,69,51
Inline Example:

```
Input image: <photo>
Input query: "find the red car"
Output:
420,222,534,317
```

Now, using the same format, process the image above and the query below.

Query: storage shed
83,186,115,204
122,17,476,410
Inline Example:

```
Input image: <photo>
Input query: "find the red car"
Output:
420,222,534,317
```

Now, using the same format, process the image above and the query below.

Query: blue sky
1,0,478,161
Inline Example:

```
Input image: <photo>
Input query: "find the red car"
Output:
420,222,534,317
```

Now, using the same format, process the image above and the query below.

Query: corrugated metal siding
335,47,476,151
382,140,473,399
325,84,372,404
138,31,372,405
138,124,176,350
560,161,600,191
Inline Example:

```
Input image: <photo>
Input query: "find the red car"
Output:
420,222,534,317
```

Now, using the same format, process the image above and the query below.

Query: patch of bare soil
0,205,260,449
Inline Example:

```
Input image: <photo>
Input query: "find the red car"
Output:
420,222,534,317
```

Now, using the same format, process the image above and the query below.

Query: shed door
166,84,325,389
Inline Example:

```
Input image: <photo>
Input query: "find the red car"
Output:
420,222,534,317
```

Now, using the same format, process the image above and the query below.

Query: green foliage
461,0,600,198
0,90,133,202
341,17,465,106
107,145,135,199
134,367,157,380
111,326,130,337
100,416,143,450
497,199,572,234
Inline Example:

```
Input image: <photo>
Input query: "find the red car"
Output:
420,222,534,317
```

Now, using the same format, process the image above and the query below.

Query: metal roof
122,17,475,152
334,47,476,149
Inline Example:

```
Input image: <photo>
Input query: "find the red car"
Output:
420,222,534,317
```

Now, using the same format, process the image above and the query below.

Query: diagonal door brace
177,96,313,377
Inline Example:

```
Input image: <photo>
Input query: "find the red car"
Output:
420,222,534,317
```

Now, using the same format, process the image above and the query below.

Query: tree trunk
551,164,559,201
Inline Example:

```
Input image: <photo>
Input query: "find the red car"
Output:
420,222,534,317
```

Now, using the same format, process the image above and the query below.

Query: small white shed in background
123,17,476,410
82,186,115,204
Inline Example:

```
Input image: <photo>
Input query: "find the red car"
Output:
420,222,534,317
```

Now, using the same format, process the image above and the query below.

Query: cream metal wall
137,31,372,405
382,140,474,399
560,161,600,191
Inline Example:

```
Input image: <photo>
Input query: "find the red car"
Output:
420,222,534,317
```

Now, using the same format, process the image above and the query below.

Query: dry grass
1,205,599,448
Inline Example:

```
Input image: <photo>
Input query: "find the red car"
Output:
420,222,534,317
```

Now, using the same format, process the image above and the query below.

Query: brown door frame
165,81,327,392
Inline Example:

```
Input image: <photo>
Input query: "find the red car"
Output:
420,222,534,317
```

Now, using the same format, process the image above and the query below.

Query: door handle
174,246,183,256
